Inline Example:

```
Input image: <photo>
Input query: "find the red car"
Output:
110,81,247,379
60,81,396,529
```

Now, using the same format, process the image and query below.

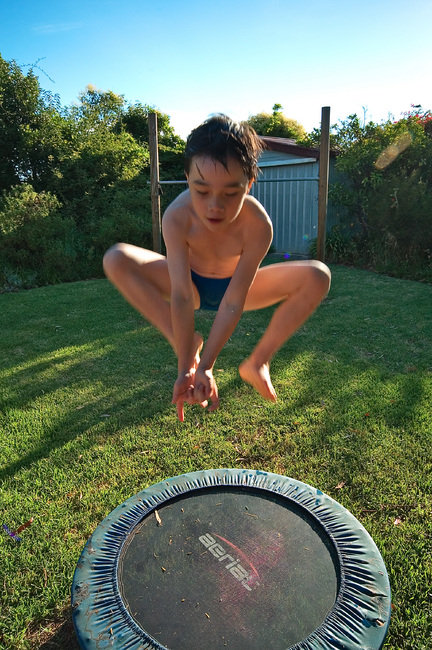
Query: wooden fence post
149,112,162,254
317,106,331,263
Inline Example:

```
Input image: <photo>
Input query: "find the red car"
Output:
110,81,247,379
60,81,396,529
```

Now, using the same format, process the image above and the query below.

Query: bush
318,108,432,281
309,225,358,264
0,184,81,289
75,182,153,277
0,181,155,290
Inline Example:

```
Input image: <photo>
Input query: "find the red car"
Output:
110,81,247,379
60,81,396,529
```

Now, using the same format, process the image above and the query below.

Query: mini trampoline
71,469,391,649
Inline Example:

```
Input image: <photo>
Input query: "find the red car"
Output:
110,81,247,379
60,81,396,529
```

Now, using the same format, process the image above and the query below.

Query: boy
103,115,331,421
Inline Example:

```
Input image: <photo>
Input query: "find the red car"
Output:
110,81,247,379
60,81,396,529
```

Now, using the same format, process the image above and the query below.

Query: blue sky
1,0,431,138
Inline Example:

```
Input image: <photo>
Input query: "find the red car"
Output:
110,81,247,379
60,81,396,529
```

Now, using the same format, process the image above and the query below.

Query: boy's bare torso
164,189,272,279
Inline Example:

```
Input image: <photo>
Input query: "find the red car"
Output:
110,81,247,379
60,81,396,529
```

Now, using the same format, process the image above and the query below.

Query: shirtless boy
103,115,331,421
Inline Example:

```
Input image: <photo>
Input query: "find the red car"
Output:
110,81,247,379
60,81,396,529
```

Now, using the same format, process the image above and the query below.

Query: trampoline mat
118,486,339,649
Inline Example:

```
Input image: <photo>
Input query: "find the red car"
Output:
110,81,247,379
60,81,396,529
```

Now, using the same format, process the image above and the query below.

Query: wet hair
184,114,263,181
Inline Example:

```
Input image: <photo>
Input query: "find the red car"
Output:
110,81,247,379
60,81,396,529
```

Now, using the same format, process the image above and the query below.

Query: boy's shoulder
162,190,194,230
165,189,193,214
243,194,270,218
241,196,273,237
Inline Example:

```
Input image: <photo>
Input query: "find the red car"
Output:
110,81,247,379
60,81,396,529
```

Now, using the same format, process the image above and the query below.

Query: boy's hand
172,371,209,422
193,367,220,413
172,372,194,422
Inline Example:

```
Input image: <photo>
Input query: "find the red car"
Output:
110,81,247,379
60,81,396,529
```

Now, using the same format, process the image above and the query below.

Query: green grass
0,265,431,649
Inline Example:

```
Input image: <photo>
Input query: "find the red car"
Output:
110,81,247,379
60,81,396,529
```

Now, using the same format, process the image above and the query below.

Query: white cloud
33,23,83,34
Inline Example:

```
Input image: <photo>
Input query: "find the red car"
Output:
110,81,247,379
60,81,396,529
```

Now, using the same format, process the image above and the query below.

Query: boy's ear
246,179,254,193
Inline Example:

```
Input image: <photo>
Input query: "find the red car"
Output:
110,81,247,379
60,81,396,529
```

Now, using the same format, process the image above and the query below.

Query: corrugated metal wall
251,156,320,256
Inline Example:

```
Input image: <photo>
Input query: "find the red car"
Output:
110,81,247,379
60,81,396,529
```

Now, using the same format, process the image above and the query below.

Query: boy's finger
176,400,185,422
208,388,220,412
193,385,207,403
207,398,220,412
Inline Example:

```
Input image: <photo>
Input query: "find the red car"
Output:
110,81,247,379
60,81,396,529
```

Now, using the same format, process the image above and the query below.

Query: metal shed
251,137,338,257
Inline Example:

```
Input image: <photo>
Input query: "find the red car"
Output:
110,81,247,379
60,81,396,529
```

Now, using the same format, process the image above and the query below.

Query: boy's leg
103,243,175,346
103,243,202,360
240,260,331,400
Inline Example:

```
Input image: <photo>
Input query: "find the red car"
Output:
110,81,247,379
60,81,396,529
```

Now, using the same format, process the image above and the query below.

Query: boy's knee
293,261,330,304
103,243,127,278
309,260,331,296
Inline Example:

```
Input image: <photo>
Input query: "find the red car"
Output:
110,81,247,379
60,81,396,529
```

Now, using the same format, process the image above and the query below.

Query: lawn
0,265,431,649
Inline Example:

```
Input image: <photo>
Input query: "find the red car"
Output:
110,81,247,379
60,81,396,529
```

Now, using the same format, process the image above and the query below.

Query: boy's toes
239,359,277,402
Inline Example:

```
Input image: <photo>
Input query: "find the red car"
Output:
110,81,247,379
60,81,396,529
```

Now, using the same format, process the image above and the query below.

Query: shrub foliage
304,107,432,281
0,58,185,290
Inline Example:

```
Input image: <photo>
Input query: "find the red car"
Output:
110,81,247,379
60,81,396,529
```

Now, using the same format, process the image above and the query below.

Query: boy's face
186,155,253,231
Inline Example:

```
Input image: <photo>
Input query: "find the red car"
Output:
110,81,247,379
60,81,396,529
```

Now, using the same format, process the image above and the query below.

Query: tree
115,103,182,147
0,55,63,193
114,102,185,178
0,56,186,288
246,104,306,140
67,85,126,131
52,91,152,270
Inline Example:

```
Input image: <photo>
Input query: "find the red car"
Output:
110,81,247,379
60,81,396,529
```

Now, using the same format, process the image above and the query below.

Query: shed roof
260,136,335,159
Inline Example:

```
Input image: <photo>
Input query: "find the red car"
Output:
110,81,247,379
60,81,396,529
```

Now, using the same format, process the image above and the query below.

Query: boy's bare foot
239,358,277,402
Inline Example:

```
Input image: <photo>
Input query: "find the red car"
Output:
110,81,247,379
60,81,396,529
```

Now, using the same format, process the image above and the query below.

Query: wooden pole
317,106,331,263
149,112,162,253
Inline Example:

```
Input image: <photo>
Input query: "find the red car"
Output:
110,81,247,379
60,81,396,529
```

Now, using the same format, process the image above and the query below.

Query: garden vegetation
1,55,431,288
0,55,184,291
303,108,432,282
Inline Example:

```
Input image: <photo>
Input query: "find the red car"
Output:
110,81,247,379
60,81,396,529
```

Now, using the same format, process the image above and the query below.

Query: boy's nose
209,196,223,211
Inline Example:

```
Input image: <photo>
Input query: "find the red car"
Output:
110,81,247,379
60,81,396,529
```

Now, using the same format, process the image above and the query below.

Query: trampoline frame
71,469,391,649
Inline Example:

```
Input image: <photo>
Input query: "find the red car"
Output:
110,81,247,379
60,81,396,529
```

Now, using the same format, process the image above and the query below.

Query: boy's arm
194,211,272,404
162,207,196,421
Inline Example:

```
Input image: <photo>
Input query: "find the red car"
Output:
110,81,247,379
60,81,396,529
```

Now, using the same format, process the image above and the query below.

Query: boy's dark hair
185,114,263,181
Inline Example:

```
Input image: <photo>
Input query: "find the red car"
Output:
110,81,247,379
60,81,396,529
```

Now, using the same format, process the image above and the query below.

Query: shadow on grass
1,291,429,489
0,293,222,486
27,606,80,650
0,333,179,483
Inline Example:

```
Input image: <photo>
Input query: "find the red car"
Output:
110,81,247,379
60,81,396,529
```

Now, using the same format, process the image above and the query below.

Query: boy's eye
194,189,239,198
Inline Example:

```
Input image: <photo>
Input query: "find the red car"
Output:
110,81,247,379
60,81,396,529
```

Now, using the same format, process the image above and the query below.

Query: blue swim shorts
191,269,231,311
